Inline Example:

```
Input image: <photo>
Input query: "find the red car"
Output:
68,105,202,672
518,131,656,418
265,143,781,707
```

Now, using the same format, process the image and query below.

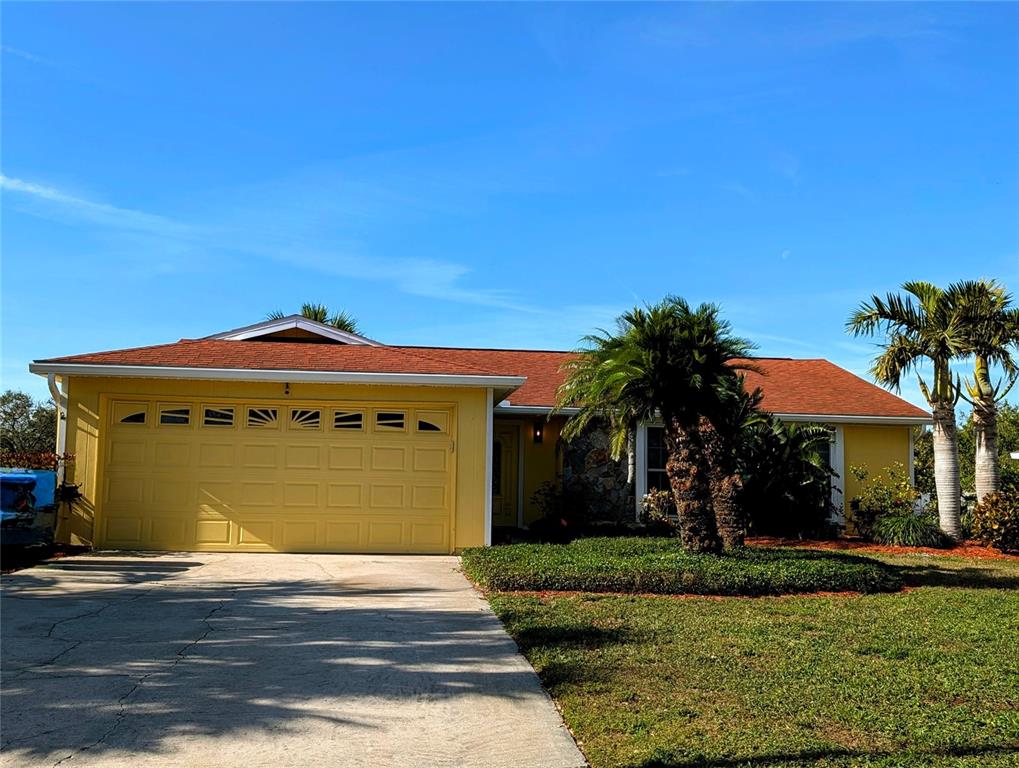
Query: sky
2,2,1018,409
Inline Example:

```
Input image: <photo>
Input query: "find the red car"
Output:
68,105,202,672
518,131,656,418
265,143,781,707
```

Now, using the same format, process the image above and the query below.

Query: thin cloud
717,181,756,201
2,173,532,311
1,45,53,66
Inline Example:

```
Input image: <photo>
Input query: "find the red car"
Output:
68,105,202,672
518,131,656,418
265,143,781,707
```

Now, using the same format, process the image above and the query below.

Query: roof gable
205,315,382,346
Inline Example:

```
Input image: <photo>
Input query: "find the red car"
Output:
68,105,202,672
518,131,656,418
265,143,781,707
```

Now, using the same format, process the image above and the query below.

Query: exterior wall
842,423,913,508
561,419,631,522
490,415,565,525
56,376,489,551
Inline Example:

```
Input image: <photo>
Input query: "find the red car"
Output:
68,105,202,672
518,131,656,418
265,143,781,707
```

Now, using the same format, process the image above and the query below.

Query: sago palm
847,281,967,539
700,378,767,548
266,303,361,334
949,279,1019,502
556,297,755,553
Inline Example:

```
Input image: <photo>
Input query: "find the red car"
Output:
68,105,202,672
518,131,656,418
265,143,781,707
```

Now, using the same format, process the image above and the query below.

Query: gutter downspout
47,373,68,484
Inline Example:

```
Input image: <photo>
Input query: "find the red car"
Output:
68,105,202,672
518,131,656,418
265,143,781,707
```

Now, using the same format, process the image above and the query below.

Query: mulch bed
748,536,1018,561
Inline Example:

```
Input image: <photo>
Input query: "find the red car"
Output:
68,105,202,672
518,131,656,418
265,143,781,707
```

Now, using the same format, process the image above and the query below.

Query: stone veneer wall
561,420,633,522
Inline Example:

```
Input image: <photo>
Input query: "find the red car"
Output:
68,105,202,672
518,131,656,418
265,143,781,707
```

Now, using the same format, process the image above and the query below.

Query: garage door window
333,410,364,430
375,411,406,431
246,407,278,429
415,410,448,433
290,408,321,430
203,407,235,427
114,402,147,425
159,406,191,426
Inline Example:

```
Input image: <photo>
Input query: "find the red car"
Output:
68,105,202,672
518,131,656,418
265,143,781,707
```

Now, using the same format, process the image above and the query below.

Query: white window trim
633,420,848,524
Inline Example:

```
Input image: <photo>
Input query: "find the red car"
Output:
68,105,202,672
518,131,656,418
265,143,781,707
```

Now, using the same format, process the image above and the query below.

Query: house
29,315,931,553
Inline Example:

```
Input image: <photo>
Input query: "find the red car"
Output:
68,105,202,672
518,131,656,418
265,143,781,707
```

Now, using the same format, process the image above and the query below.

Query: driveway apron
1,553,586,768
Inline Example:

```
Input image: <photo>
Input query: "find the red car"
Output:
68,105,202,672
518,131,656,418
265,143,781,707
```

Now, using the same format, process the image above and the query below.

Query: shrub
461,537,901,596
871,509,947,548
971,491,1019,553
639,489,678,535
849,463,919,540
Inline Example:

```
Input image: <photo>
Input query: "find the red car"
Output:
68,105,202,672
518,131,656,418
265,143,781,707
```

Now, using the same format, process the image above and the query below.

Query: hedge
461,537,902,596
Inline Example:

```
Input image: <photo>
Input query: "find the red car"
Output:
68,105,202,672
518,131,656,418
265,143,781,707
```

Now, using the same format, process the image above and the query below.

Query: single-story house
30,315,931,554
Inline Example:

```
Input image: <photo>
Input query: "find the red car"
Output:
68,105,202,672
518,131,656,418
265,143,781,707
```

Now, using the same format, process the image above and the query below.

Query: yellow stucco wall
492,415,565,525
57,376,490,552
842,424,913,509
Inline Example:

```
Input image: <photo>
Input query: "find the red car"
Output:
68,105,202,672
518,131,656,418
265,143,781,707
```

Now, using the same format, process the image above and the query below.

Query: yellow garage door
98,397,456,553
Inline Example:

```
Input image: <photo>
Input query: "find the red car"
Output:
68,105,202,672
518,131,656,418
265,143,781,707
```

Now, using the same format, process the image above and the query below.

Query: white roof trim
494,404,580,416
29,362,524,395
773,412,931,426
206,316,383,346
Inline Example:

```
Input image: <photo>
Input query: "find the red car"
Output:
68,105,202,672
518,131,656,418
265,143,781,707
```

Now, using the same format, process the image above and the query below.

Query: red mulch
748,536,1019,561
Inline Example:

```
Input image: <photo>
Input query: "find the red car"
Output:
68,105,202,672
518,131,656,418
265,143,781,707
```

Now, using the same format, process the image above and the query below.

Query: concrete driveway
1,553,585,768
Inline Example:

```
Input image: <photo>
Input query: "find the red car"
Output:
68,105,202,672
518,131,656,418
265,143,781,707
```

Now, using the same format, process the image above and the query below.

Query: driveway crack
50,590,235,766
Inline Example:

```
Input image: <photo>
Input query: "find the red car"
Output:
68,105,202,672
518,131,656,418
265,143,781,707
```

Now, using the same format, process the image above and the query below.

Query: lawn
462,537,901,596
482,548,1019,768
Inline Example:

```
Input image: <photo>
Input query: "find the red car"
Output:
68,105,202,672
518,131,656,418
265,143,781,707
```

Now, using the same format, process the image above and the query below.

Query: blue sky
2,2,1017,408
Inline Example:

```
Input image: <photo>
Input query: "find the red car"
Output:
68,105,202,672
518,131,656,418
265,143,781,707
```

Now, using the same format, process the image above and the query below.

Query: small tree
0,390,56,454
556,297,755,553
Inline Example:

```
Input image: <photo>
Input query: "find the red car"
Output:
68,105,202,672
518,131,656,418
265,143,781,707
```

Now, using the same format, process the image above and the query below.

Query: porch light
533,420,544,444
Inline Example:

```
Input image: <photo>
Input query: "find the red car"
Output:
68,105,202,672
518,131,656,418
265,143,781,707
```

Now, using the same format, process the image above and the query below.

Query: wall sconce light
533,419,544,444
284,382,291,396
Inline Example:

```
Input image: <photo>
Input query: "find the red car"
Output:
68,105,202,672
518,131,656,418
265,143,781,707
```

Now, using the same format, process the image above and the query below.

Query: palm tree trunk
931,402,962,540
699,417,744,549
973,396,999,503
664,419,721,553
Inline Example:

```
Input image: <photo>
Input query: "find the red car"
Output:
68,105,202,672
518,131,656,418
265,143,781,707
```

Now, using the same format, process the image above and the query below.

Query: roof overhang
494,403,580,416
774,412,931,426
205,316,383,346
29,362,525,400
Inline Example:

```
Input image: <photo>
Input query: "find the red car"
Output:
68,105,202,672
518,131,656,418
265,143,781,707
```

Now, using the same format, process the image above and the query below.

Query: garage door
98,397,456,553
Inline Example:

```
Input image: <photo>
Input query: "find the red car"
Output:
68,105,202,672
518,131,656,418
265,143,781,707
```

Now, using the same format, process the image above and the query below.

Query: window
415,410,448,433
332,410,363,430
646,426,670,492
290,408,321,430
159,406,191,426
113,402,147,424
203,407,234,427
375,411,406,430
247,407,278,428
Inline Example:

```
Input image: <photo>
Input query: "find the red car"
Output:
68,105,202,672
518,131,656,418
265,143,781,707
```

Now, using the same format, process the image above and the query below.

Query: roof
32,339,930,421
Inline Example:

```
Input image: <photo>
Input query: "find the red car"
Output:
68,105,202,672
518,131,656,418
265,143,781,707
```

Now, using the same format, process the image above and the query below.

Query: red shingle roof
36,341,930,420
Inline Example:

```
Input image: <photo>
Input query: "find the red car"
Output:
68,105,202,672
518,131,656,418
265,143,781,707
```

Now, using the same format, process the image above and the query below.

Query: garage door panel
100,398,454,553
155,442,191,468
328,446,365,470
369,484,406,508
284,482,320,507
326,483,362,507
195,519,232,545
371,446,408,471
239,481,280,507
198,443,235,468
105,516,143,545
285,445,321,470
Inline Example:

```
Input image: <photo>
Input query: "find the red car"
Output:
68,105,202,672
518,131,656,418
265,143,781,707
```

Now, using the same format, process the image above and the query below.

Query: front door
492,426,519,527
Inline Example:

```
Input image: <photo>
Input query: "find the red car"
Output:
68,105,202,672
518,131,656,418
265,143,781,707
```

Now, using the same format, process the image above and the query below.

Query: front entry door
492,426,519,527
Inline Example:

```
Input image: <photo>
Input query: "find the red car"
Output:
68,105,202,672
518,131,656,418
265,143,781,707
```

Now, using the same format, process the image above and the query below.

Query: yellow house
30,315,931,554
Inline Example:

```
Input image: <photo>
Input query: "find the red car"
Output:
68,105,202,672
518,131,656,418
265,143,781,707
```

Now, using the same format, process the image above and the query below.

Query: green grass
486,552,1019,767
462,537,901,596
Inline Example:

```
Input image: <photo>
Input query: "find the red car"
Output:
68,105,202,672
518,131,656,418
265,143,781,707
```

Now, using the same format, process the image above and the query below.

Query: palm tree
847,282,967,539
266,303,361,334
556,297,755,553
700,378,767,548
950,280,1019,502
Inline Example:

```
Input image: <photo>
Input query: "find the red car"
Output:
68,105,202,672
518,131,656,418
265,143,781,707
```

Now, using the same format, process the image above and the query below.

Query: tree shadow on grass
638,743,1019,767
0,557,555,764
890,563,1019,590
